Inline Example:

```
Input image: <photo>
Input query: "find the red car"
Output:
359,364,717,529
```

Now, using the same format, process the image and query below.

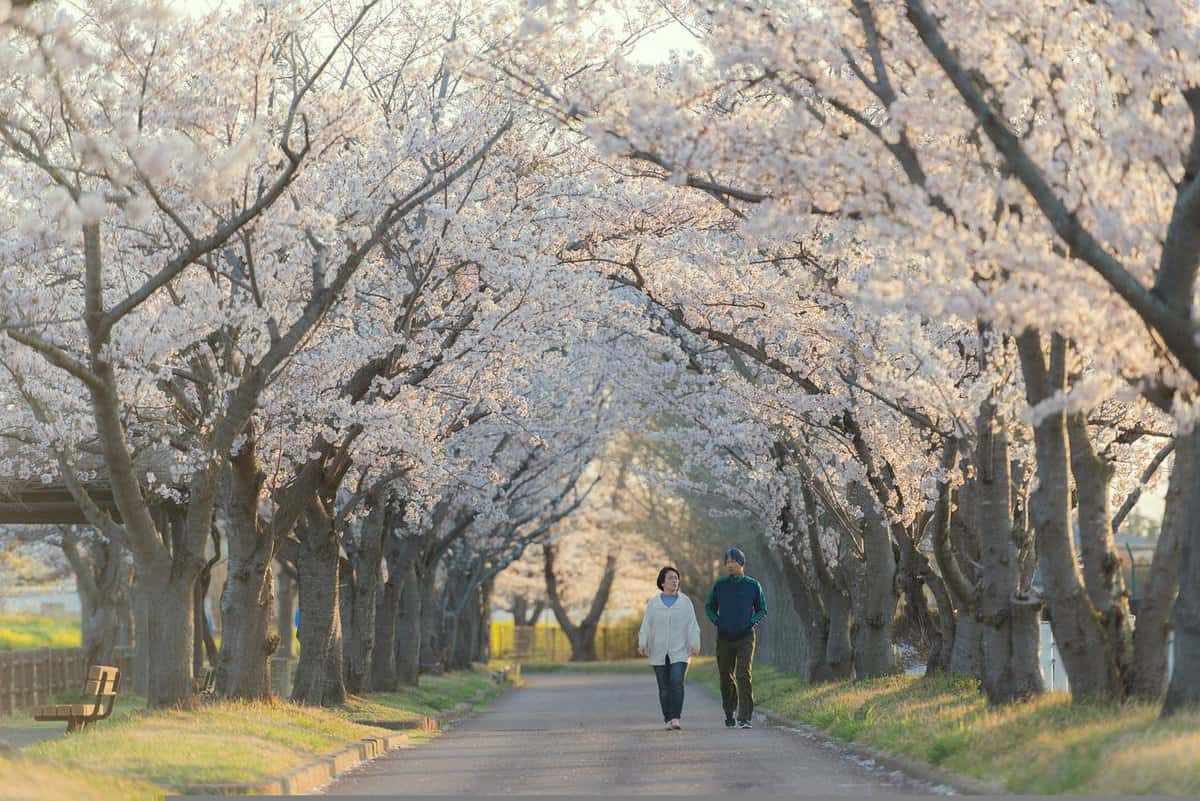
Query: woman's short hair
656,566,681,590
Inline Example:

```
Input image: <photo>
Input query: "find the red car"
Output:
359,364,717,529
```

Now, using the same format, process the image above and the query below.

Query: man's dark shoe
738,720,752,729
724,717,736,728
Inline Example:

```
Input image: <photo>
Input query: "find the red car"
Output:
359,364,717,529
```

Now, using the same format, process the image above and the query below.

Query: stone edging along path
754,707,1006,796
174,667,520,797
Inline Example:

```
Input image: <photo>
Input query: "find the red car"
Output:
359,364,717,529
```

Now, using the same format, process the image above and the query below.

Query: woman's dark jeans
653,656,688,721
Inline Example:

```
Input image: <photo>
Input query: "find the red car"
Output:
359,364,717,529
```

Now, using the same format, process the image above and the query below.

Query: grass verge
696,664,1200,795
516,656,715,675
0,665,509,800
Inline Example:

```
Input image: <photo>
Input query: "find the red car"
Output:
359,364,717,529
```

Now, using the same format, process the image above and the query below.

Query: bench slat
83,679,119,696
86,665,120,683
33,703,98,720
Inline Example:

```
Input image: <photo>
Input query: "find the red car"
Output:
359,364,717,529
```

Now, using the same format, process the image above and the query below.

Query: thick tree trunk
1163,433,1200,715
62,530,128,670
851,482,896,678
370,532,417,690
396,564,422,686
216,444,278,701
216,553,275,699
344,501,388,695
131,580,151,697
945,479,982,676
418,564,441,670
140,558,198,708
1130,433,1188,700
291,512,346,706
449,586,479,670
824,582,855,679
1017,330,1115,700
778,547,831,681
1067,412,1134,697
976,395,1044,704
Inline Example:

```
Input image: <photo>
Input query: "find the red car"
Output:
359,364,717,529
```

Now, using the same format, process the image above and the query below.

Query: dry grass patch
0,755,164,801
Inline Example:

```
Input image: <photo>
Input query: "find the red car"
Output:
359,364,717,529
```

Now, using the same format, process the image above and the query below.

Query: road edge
173,665,519,797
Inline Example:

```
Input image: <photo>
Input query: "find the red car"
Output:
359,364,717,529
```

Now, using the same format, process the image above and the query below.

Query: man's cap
724,547,745,566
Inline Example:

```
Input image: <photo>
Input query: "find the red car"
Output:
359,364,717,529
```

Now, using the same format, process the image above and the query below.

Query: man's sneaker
724,717,736,728
738,720,752,729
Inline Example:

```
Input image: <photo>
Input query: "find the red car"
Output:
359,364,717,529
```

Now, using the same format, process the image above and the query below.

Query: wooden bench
32,665,121,733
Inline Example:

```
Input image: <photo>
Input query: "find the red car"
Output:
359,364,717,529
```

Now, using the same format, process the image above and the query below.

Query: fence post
0,653,10,716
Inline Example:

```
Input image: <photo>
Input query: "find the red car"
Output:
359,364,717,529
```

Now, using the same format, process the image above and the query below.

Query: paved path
325,673,947,796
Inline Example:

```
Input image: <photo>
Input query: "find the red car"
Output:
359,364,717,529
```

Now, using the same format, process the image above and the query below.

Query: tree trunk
1067,412,1134,697
544,545,617,663
1017,330,1114,700
276,568,296,660
475,578,493,663
216,444,278,701
140,558,198,708
946,478,983,676
976,393,1044,704
291,511,346,706
418,564,441,671
850,482,896,677
131,580,150,697
344,500,388,695
1163,432,1200,716
62,530,128,670
1130,433,1187,700
396,564,422,686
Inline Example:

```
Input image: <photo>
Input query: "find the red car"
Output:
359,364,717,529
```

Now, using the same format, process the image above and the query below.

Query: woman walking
637,566,701,730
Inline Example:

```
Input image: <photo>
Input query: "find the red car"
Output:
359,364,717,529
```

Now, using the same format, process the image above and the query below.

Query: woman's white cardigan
638,593,702,665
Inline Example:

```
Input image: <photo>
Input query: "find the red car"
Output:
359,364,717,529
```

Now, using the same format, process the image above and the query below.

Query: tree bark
946,479,982,676
976,391,1044,704
291,507,346,706
1130,433,1187,700
475,578,493,663
1067,412,1134,697
276,567,296,661
62,529,129,670
216,441,278,700
1163,431,1200,715
344,499,388,694
1017,330,1114,700
418,563,441,671
370,529,414,691
850,482,896,677
396,564,422,686
140,555,198,708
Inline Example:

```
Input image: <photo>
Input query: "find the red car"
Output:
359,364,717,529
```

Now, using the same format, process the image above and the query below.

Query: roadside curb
174,666,518,797
173,733,407,796
756,709,1007,796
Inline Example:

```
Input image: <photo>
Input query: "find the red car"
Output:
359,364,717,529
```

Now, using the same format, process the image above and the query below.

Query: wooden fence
0,647,132,716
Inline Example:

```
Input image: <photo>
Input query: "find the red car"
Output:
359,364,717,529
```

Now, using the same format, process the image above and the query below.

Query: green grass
0,615,81,650
696,664,1200,795
516,657,715,675
1,665,513,800
344,666,507,724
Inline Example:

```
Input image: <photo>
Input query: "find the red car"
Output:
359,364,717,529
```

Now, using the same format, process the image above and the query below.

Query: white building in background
0,580,80,617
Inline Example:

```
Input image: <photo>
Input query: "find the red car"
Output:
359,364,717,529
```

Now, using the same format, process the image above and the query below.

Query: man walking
705,547,766,729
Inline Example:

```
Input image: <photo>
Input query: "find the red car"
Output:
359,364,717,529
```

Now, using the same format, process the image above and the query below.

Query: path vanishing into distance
324,673,951,796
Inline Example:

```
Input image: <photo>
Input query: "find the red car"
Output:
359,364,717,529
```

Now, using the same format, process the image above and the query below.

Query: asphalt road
324,672,947,796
